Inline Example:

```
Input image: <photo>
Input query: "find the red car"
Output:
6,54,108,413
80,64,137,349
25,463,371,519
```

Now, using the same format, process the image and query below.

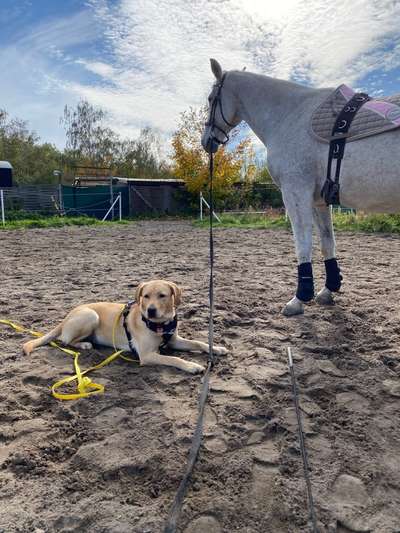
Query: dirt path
0,221,399,533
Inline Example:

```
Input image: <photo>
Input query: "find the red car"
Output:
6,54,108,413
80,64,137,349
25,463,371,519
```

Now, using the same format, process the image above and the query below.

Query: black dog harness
122,301,178,357
321,92,371,205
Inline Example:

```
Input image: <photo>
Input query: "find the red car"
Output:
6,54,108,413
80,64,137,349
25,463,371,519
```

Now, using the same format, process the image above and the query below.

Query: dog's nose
148,306,157,318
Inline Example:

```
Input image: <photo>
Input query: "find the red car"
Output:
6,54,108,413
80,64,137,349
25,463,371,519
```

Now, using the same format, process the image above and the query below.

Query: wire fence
0,186,123,225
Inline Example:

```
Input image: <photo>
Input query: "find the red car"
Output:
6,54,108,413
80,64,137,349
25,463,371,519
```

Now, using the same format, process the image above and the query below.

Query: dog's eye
144,294,150,299
159,294,166,298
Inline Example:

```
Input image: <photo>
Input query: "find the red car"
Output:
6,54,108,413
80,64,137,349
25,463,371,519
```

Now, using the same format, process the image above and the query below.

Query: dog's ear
135,282,146,303
167,282,182,307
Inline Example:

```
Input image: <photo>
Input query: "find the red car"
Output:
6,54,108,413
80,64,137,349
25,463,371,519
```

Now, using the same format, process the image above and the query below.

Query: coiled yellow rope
0,315,138,401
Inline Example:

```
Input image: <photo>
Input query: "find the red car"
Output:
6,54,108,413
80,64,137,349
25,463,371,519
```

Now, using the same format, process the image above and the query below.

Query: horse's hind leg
282,189,314,316
313,204,342,305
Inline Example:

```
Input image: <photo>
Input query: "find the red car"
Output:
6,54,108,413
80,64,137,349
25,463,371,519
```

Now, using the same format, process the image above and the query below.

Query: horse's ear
210,58,223,81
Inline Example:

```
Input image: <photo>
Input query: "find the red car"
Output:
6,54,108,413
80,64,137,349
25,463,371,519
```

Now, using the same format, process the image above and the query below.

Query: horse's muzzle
203,137,219,154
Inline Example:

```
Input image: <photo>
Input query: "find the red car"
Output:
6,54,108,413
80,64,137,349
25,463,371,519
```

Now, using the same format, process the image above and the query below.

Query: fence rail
0,186,123,225
2,185,60,213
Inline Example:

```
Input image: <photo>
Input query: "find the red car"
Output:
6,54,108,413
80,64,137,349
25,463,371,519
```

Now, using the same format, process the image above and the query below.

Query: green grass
194,212,291,230
194,211,400,234
0,214,132,230
332,212,400,233
4,210,400,234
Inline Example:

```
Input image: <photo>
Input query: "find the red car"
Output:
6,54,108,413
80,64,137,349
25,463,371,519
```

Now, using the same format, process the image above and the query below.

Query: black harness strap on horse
163,152,216,533
321,92,371,205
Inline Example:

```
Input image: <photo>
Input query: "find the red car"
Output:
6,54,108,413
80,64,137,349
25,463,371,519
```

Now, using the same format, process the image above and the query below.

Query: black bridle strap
206,73,235,145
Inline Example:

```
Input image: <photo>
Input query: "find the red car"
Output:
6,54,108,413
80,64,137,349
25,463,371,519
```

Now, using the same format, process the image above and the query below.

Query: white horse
201,58,400,316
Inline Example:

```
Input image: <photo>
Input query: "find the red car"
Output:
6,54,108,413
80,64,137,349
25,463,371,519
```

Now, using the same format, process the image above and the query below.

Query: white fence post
119,193,122,221
102,194,122,222
200,192,203,220
1,190,5,227
199,193,221,223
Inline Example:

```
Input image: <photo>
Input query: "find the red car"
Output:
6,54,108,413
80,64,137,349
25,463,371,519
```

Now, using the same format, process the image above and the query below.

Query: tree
0,109,62,183
171,106,256,201
115,127,172,180
61,100,118,166
61,100,173,180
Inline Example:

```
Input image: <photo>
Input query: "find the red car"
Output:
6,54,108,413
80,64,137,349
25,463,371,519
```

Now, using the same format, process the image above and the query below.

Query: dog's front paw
187,362,205,374
213,345,228,356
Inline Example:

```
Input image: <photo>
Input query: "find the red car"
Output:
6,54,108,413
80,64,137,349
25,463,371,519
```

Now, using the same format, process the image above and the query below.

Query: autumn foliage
171,106,256,199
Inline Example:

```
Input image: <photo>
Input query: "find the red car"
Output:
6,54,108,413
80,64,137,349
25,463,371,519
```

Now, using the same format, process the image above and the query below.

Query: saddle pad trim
339,85,400,125
310,84,400,143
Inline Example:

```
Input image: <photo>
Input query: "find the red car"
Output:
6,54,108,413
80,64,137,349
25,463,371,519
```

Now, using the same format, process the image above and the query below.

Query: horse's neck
233,72,317,145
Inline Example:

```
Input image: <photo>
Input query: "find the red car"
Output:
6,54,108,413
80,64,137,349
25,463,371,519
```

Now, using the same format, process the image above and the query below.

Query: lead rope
163,153,216,533
287,347,318,532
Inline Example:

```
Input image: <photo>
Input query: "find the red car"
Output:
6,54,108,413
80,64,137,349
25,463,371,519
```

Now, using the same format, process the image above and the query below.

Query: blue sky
1,0,400,151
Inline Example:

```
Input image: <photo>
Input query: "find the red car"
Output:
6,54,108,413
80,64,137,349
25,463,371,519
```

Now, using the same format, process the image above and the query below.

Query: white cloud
67,0,400,136
1,0,400,150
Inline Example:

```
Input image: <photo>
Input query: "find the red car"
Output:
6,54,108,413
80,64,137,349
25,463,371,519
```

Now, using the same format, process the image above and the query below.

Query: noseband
205,73,235,146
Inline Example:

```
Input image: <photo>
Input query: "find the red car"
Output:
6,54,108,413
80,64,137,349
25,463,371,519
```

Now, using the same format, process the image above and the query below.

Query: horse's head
201,58,239,154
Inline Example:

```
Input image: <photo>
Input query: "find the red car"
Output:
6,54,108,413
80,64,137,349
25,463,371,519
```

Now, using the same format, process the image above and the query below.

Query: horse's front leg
313,205,343,305
282,189,314,316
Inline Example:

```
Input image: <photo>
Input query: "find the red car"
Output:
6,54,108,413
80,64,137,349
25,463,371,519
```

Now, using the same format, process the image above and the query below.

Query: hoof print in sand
184,515,222,533
251,440,280,466
317,360,345,377
335,392,370,414
382,379,400,397
210,377,259,399
330,474,372,532
204,436,228,454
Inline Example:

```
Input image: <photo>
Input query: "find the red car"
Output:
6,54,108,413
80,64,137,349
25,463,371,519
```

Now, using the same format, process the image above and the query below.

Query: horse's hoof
282,297,304,316
315,287,334,306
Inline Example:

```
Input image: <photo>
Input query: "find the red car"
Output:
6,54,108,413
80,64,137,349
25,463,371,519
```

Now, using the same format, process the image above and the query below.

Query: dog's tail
23,324,63,356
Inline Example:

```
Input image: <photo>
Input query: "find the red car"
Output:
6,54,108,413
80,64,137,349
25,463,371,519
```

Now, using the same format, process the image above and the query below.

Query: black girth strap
321,92,371,205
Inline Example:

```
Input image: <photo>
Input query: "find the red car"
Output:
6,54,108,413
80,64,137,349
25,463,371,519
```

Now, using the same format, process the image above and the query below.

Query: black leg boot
296,262,314,302
324,258,342,292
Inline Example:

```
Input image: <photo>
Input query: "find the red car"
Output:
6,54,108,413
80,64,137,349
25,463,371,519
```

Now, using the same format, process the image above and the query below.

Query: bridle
205,73,235,146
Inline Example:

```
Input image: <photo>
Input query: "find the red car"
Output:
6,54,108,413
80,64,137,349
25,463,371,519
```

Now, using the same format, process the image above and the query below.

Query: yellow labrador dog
23,280,227,374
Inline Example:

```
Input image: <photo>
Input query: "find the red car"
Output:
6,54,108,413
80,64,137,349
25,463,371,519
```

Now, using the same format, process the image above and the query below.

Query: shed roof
0,161,13,169
117,177,185,185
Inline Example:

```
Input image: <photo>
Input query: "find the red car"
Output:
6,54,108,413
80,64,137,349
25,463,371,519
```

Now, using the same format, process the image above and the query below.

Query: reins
163,151,217,533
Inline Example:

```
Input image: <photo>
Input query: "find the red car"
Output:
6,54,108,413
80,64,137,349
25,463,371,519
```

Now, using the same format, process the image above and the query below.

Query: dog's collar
141,314,178,342
121,300,177,352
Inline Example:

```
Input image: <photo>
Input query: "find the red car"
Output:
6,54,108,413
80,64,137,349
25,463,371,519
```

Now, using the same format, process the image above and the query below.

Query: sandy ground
0,221,400,533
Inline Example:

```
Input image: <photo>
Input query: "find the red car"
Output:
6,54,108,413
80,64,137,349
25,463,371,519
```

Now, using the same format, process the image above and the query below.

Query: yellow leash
0,315,139,401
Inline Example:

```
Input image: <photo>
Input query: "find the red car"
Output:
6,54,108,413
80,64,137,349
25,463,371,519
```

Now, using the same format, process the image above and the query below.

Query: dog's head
135,280,182,322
